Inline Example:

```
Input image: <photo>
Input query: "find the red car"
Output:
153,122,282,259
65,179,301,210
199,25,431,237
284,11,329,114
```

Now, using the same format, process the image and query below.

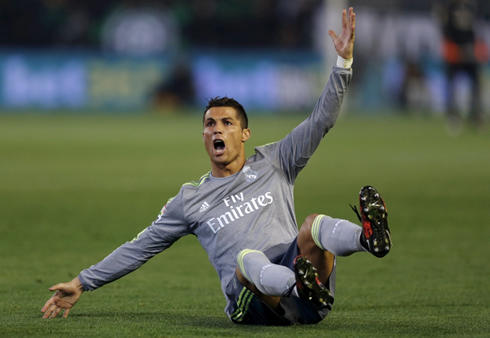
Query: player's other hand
328,7,355,60
41,277,84,319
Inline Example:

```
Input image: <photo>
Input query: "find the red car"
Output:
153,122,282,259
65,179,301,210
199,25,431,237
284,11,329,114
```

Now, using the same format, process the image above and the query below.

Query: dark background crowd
2,0,489,51
0,0,324,50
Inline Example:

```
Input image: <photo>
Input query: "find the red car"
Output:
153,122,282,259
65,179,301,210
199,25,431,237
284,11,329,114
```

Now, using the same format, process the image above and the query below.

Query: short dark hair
203,96,248,129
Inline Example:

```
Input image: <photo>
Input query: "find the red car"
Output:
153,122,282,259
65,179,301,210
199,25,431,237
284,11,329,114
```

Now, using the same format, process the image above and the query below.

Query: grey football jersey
79,67,352,312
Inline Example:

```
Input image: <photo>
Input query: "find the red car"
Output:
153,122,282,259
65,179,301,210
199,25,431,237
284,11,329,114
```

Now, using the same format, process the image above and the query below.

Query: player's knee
299,213,319,236
236,249,263,280
236,249,249,273
298,214,320,249
299,214,334,252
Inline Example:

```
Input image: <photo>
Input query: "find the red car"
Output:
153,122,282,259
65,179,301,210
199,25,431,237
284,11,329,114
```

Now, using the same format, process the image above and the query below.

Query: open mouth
213,139,226,154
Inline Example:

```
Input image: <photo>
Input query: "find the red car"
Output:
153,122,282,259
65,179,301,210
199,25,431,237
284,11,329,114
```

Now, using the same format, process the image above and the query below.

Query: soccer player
41,7,392,325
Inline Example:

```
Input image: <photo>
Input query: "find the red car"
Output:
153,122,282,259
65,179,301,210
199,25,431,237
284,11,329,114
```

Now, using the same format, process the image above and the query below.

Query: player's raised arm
41,277,85,319
328,7,355,60
267,7,355,183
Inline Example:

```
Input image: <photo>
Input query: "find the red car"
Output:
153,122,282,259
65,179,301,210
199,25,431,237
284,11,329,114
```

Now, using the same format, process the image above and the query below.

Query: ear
242,128,251,142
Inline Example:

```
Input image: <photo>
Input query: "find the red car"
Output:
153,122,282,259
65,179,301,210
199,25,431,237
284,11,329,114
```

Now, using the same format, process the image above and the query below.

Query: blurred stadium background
0,0,489,116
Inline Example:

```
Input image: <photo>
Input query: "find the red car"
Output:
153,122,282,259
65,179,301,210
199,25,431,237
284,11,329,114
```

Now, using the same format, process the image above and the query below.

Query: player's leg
293,186,391,308
297,214,336,284
446,64,459,118
466,63,483,127
298,213,367,280
232,186,391,324
445,63,463,135
231,246,331,325
235,244,336,309
236,250,295,310
299,185,392,281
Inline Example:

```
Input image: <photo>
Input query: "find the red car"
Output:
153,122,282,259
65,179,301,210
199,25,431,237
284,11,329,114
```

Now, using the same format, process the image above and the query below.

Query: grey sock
237,249,296,297
311,214,365,256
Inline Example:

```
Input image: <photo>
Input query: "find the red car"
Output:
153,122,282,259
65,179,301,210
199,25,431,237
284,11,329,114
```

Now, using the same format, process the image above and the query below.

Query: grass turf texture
0,113,489,337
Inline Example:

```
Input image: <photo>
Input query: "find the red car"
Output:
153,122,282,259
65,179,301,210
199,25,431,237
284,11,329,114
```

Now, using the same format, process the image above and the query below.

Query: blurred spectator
276,0,320,49
438,0,489,132
152,58,195,111
399,60,430,114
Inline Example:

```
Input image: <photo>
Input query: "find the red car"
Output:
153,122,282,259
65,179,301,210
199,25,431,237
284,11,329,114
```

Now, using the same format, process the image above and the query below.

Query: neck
211,160,245,178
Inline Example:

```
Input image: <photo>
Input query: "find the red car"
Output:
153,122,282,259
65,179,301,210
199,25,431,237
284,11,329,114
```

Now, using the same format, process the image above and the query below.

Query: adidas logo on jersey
199,201,210,213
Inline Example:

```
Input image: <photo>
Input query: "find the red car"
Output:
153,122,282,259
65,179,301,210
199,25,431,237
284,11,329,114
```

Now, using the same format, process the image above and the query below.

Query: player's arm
41,193,190,318
40,231,165,319
271,8,355,182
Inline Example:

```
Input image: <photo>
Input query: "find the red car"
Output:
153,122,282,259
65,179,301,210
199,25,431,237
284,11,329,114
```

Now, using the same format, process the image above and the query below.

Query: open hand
41,277,84,318
328,7,356,59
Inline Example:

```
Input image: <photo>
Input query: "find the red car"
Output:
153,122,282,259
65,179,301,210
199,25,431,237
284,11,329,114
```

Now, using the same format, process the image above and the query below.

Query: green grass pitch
0,113,489,337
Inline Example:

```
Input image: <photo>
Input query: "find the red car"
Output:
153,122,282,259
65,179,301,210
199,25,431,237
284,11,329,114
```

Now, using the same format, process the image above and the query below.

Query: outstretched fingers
62,308,71,319
41,293,58,318
41,292,55,314
41,283,71,319
330,7,355,59
42,300,70,319
348,8,356,39
342,8,347,29
50,304,63,319
41,278,84,319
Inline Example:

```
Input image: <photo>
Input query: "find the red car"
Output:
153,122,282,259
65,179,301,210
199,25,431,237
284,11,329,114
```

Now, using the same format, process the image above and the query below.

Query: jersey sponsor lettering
206,191,274,234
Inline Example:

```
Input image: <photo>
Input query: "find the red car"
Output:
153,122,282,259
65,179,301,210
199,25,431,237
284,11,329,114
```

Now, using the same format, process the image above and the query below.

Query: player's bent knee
298,214,321,250
299,214,320,234
236,249,264,282
299,214,332,252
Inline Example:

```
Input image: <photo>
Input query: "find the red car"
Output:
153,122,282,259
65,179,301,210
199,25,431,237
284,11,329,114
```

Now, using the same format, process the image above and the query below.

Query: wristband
336,55,353,69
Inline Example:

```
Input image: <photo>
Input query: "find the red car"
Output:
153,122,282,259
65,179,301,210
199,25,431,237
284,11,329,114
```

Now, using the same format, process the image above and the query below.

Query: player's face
203,107,250,176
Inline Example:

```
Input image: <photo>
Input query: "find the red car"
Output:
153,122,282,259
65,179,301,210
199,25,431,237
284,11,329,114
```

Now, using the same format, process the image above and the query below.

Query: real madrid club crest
242,165,258,182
